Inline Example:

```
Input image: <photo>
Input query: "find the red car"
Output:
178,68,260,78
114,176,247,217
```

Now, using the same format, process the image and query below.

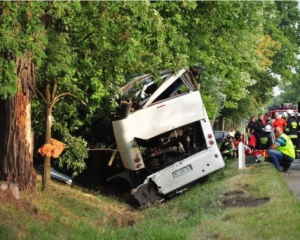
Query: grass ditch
1,161,300,240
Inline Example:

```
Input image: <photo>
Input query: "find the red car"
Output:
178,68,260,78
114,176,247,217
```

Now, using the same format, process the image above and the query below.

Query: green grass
1,162,300,240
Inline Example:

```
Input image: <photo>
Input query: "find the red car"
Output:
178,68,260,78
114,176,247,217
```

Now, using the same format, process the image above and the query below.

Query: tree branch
51,92,88,107
80,31,96,44
36,88,47,104
52,82,58,101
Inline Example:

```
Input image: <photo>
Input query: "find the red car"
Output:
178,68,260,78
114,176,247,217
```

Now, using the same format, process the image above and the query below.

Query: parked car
213,130,228,144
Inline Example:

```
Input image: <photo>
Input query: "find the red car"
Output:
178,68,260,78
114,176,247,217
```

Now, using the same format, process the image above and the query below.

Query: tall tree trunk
0,54,36,191
40,13,54,191
42,82,52,191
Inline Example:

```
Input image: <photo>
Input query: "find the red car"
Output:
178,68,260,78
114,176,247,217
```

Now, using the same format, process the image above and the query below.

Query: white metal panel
112,90,209,170
112,67,222,174
112,118,134,150
131,91,205,139
112,119,145,170
146,145,225,194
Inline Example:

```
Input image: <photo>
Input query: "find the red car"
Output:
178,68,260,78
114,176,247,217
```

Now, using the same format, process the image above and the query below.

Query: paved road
231,157,300,200
283,159,300,200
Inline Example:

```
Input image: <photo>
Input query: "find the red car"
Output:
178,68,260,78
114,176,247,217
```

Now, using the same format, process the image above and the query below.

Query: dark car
213,130,228,144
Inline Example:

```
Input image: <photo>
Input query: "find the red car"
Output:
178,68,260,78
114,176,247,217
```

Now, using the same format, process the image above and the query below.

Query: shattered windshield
120,72,172,108
126,76,154,101
118,69,197,113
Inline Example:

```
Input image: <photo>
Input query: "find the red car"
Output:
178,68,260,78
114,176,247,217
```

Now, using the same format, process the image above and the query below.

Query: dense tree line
1,1,299,190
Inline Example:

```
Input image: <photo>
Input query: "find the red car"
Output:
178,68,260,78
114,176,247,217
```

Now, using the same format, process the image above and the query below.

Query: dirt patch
222,196,270,207
222,189,270,208
0,189,42,218
223,190,245,196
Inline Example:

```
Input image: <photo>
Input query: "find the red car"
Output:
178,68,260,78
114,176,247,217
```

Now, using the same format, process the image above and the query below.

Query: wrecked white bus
107,67,225,206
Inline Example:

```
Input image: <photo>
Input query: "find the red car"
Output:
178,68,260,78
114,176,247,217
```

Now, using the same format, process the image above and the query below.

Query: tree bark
0,54,37,191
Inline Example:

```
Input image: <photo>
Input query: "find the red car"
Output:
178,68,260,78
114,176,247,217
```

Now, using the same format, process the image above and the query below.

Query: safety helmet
264,125,273,132
286,109,294,116
228,132,234,138
282,112,287,118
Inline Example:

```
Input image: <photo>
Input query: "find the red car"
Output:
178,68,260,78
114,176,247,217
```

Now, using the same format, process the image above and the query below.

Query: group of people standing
247,110,299,172
220,110,299,172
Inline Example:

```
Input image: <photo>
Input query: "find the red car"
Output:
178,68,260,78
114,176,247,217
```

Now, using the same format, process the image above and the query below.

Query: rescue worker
233,131,242,158
268,112,276,143
285,109,298,157
253,113,265,144
247,116,255,139
282,112,288,122
220,132,234,160
248,133,257,150
256,125,273,150
268,127,295,172
265,116,272,125
247,116,255,140
297,113,300,158
272,112,287,132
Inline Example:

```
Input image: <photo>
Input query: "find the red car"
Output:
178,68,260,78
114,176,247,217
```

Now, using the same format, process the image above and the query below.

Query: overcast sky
273,86,283,96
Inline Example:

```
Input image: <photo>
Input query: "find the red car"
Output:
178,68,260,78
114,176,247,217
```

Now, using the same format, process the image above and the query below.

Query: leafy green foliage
269,1,300,83
0,59,17,99
259,1,300,111
53,122,88,177
0,2,47,99
2,1,300,176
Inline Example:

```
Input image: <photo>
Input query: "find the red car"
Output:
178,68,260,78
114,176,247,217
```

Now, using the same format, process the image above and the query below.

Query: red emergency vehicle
268,103,298,118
